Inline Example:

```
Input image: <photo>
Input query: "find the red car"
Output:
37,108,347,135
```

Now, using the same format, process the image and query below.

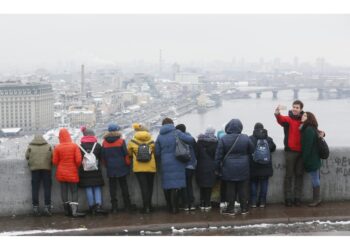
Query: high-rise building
0,83,54,132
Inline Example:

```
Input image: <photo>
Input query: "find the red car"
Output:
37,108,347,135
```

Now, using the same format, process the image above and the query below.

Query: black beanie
175,124,186,133
254,122,264,130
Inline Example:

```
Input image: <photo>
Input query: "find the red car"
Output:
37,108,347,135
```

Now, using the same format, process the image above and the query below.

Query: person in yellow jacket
127,123,156,213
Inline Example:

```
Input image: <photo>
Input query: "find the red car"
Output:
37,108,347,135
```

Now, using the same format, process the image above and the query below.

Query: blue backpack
252,139,271,165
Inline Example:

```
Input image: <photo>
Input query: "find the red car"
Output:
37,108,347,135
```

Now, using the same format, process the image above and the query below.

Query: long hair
303,111,318,129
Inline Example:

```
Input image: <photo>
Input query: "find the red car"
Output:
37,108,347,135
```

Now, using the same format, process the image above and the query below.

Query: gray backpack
131,139,153,162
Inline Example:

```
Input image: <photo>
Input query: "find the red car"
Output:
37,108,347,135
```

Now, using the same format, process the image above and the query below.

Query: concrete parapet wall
0,148,349,216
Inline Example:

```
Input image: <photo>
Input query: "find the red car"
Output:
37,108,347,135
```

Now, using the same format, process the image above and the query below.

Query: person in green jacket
300,112,322,207
25,135,53,216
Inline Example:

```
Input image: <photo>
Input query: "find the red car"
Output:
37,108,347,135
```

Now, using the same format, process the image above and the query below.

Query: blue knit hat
108,123,121,132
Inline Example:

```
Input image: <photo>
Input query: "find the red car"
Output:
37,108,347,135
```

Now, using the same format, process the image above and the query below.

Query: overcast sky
0,14,349,71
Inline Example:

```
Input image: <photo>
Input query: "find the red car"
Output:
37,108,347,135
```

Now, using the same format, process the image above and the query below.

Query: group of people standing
25,99,325,217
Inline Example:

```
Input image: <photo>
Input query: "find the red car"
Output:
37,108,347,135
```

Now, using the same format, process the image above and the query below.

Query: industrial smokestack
81,64,85,100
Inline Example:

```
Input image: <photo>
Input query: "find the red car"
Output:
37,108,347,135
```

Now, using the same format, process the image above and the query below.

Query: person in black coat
196,127,218,211
78,127,107,215
215,119,255,215
249,123,276,208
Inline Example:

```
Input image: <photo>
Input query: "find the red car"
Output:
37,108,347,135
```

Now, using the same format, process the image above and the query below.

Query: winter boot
32,205,40,217
170,189,180,214
42,205,52,217
69,202,86,218
95,204,108,215
222,202,236,215
110,200,118,213
88,204,97,215
308,186,321,207
63,202,71,216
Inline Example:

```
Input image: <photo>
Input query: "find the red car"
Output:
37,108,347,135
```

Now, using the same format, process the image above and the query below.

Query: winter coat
101,131,131,178
215,119,255,182
155,124,195,189
195,135,218,188
300,124,321,172
249,128,276,178
52,129,82,183
25,135,52,171
78,138,105,188
275,110,303,152
127,131,156,173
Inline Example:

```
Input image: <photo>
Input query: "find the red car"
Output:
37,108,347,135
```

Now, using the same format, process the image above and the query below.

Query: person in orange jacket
52,128,85,217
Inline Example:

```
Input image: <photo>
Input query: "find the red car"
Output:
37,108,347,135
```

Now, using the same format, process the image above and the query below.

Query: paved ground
2,201,350,235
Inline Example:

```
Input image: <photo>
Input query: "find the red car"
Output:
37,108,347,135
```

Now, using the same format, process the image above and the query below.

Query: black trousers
135,172,155,209
109,176,131,208
220,179,227,203
200,187,212,207
226,180,249,210
163,188,180,213
181,168,195,206
31,170,52,206
60,182,78,203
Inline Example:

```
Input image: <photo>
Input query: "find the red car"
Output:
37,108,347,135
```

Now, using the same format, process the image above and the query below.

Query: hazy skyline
0,14,349,72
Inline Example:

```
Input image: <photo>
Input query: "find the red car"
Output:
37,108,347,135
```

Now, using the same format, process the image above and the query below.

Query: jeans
85,186,102,207
308,169,320,188
200,187,212,207
109,176,131,208
181,169,195,206
135,172,155,209
284,151,304,200
250,177,269,204
226,180,249,210
60,182,78,203
31,170,52,206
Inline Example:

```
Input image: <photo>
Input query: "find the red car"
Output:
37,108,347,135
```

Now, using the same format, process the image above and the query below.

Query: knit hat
108,123,121,132
254,122,264,130
132,123,148,132
205,126,216,137
175,124,186,133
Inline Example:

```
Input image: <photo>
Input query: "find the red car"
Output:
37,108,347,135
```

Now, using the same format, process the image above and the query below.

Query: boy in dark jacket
25,135,53,216
101,124,132,213
249,123,276,208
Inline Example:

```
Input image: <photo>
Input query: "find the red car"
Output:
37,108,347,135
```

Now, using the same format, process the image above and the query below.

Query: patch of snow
0,227,87,236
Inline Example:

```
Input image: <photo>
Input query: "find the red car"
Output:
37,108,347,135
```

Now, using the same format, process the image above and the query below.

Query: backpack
313,129,329,159
78,143,98,171
175,134,191,163
252,139,271,165
131,139,153,162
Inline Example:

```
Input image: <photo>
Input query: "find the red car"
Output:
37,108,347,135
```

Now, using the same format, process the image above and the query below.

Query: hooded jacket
25,135,52,171
195,134,218,188
215,119,255,181
155,124,195,189
52,129,82,183
249,128,276,178
101,131,130,178
275,110,303,152
127,130,156,173
300,124,321,172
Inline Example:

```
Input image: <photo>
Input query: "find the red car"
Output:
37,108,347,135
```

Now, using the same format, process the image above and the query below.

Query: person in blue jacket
155,118,195,213
175,124,197,211
215,119,255,215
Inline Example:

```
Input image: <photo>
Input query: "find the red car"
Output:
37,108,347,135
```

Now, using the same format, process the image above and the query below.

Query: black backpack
131,139,153,162
317,136,329,160
313,128,329,160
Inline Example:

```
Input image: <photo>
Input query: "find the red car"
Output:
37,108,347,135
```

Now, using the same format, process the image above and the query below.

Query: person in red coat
52,128,85,217
274,100,304,207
